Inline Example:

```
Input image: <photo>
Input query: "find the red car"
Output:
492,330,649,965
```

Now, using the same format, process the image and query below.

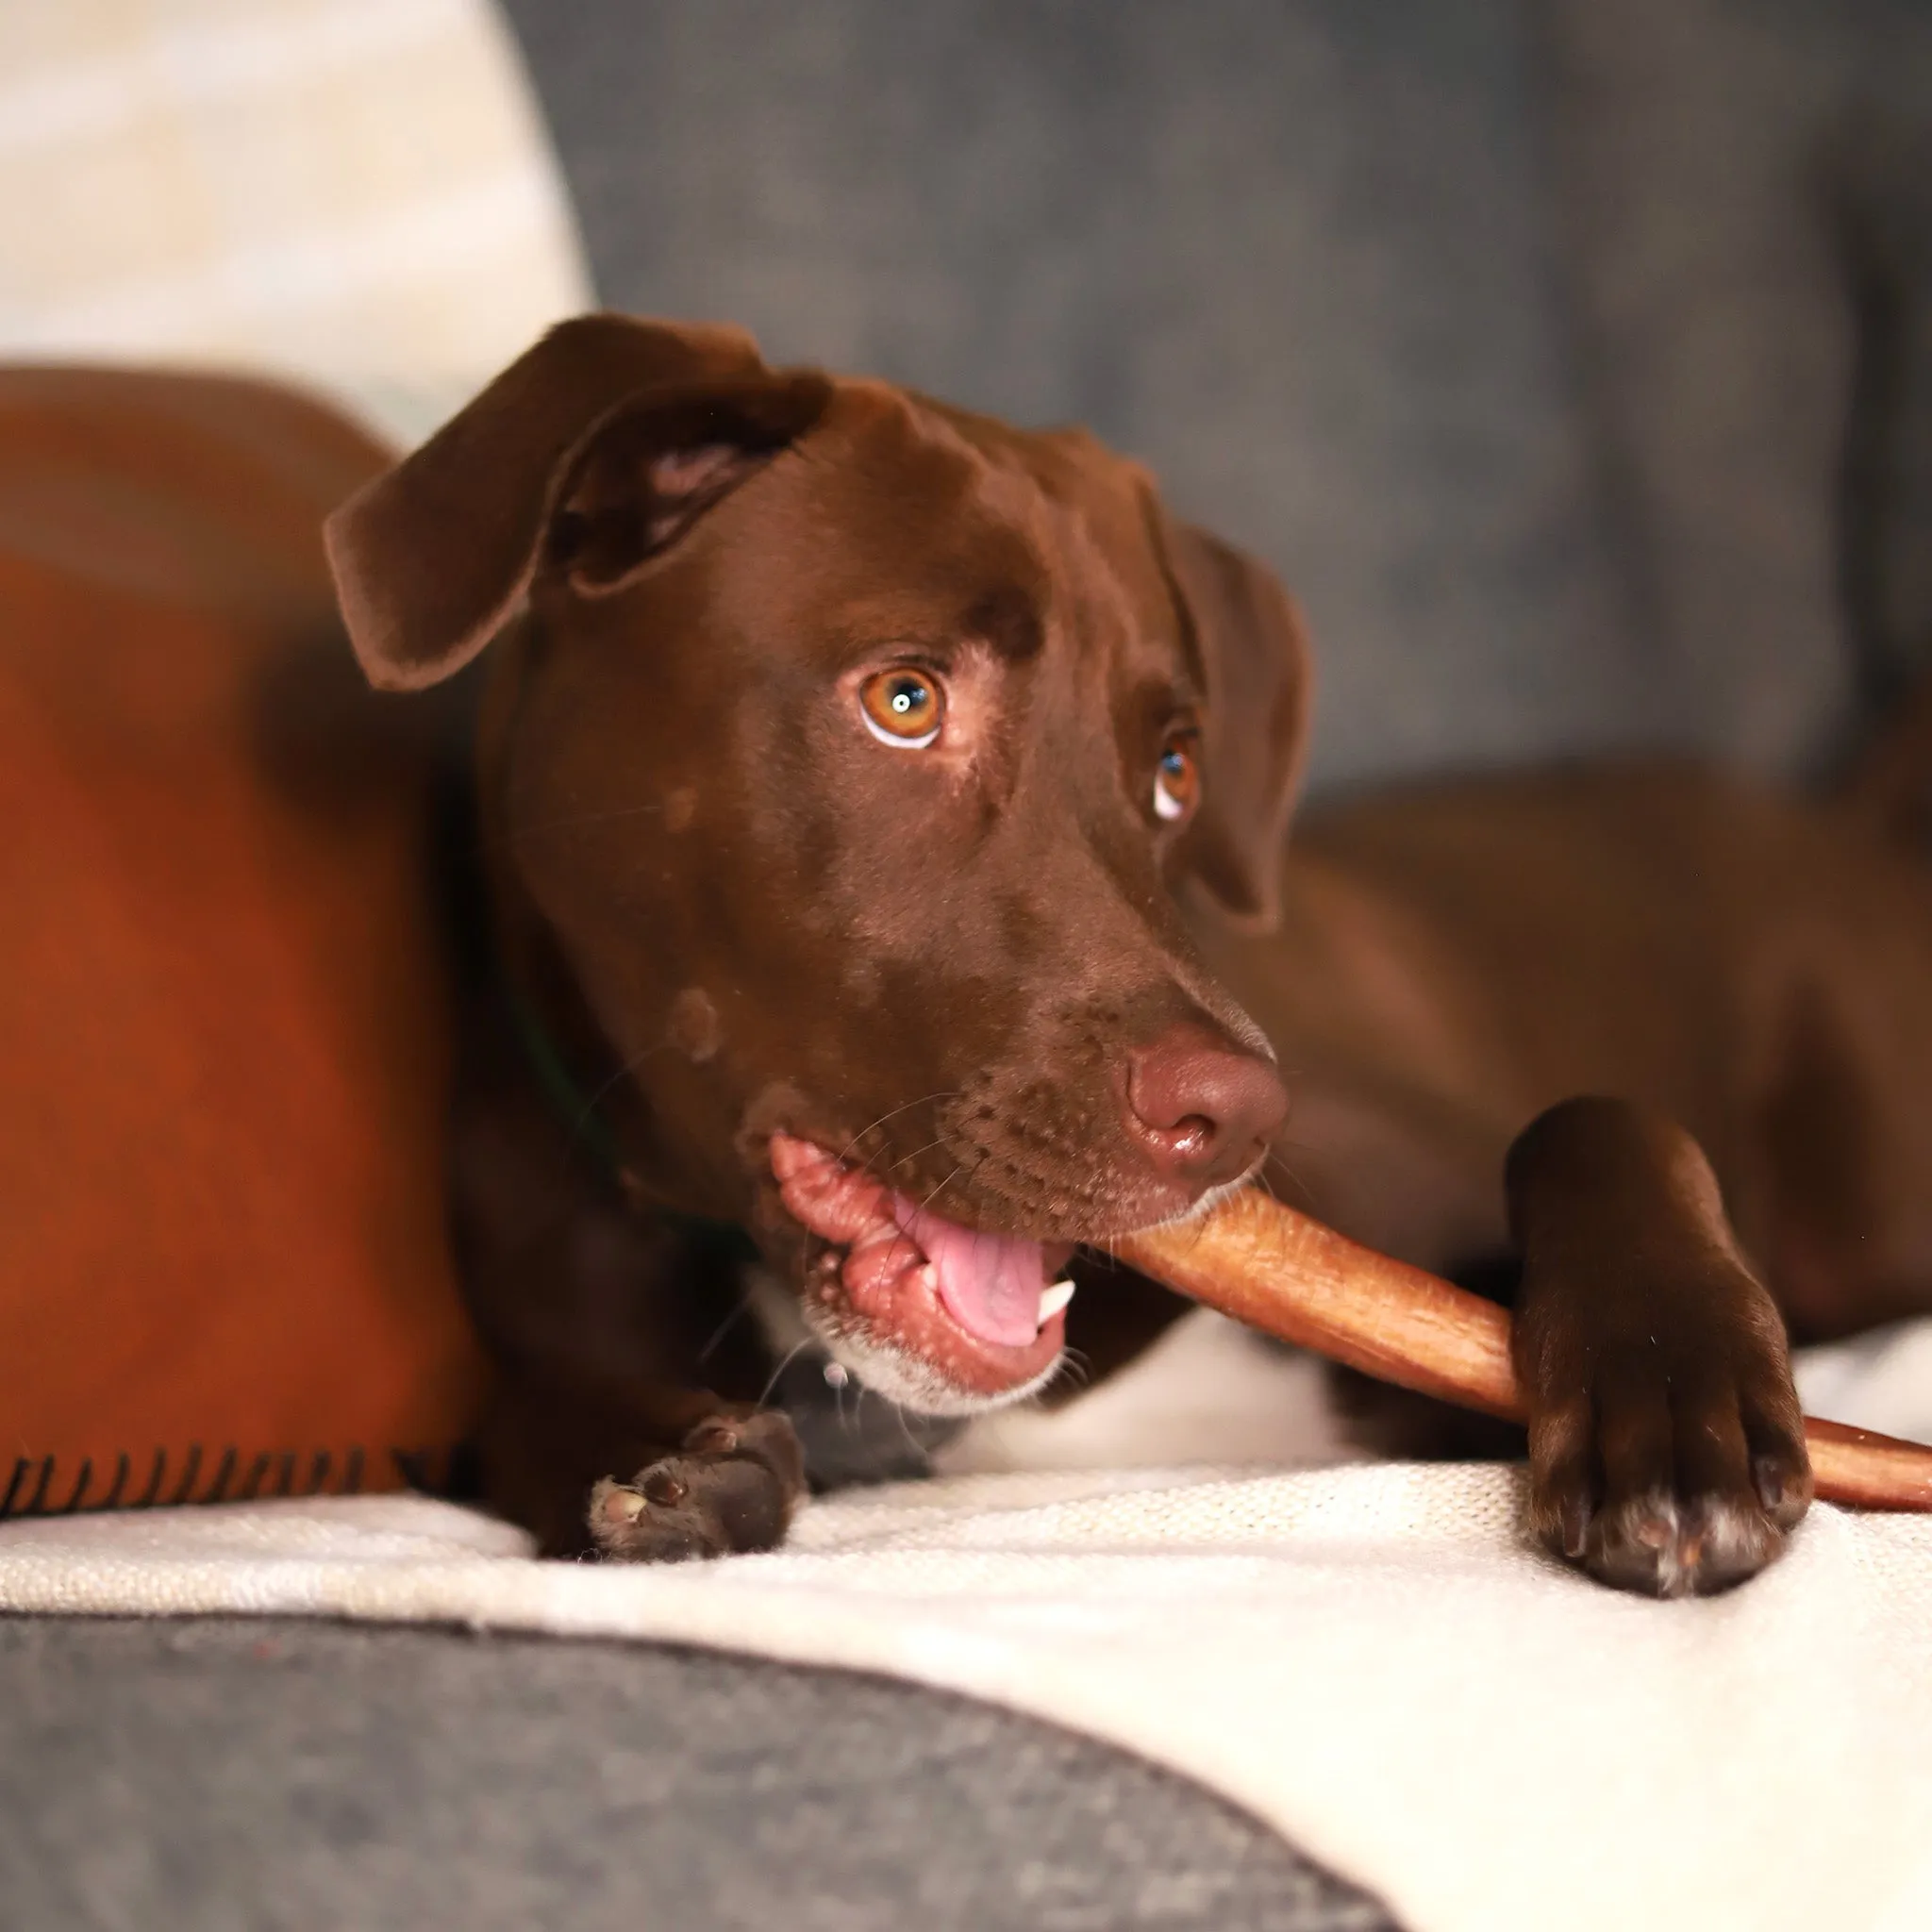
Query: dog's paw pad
586,1411,806,1564
1583,1488,1783,1599
1527,1355,1811,1598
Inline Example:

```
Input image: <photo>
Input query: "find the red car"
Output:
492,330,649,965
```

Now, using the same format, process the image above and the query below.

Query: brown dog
325,313,1932,1596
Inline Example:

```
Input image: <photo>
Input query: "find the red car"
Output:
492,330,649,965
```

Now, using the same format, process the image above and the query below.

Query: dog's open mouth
769,1132,1076,1411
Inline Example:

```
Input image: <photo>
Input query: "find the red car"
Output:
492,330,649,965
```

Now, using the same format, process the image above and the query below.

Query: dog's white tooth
1037,1278,1075,1324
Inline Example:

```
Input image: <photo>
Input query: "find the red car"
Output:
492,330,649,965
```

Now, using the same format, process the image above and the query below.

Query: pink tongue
896,1203,1045,1348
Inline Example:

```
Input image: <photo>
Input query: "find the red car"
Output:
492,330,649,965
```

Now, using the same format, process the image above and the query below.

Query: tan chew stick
1118,1186,1932,1512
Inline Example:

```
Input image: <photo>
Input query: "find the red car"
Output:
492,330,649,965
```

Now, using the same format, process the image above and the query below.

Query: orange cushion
0,366,486,1513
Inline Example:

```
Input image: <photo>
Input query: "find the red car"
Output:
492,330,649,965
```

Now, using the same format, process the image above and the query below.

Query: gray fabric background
505,0,1638,791
503,0,1932,791
1541,0,1932,772
0,1617,1394,1932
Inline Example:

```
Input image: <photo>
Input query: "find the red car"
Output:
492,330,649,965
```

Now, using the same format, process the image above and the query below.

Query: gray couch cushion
0,1616,1395,1932
505,0,1932,791
503,0,1636,793
1541,0,1932,774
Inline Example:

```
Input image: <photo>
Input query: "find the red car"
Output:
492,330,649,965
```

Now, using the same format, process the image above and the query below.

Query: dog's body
327,315,1932,1597
1226,758,1932,1348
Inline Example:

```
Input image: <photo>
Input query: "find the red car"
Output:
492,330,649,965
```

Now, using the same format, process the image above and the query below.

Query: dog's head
327,314,1309,1414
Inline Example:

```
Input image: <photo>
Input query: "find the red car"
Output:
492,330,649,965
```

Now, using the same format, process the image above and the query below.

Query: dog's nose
1124,1024,1289,1190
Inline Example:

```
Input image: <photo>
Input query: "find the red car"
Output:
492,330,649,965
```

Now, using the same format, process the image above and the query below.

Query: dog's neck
503,979,758,1257
502,984,625,1179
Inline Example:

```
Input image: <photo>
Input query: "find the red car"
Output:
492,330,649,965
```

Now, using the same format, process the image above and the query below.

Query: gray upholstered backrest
502,0,1932,795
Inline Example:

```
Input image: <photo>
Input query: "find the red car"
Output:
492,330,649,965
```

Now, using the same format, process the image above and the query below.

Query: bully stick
1118,1185,1932,1512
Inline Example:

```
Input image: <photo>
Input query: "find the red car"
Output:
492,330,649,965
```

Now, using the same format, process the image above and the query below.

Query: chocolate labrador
325,313,1932,1596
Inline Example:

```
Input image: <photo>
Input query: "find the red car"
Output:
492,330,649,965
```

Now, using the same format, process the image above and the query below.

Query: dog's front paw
588,1411,806,1563
1525,1330,1812,1598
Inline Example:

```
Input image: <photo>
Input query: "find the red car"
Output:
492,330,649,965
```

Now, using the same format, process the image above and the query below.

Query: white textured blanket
4,1442,1930,1932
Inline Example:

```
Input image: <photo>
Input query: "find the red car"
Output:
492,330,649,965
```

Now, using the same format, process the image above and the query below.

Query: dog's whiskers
915,1166,963,1216
1262,1144,1318,1210
834,1091,963,1169
758,1339,814,1408
891,1405,929,1462
885,1135,951,1173
696,1294,752,1366
559,1032,679,1158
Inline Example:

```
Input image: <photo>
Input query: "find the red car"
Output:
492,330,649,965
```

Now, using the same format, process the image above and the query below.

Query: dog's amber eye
1154,731,1200,823
859,668,943,748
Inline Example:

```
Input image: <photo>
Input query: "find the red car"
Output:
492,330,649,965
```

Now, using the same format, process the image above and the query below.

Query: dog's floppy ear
1158,516,1312,931
325,313,830,691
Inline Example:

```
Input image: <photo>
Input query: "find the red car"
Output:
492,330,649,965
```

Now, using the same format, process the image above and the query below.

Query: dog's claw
594,1480,646,1527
